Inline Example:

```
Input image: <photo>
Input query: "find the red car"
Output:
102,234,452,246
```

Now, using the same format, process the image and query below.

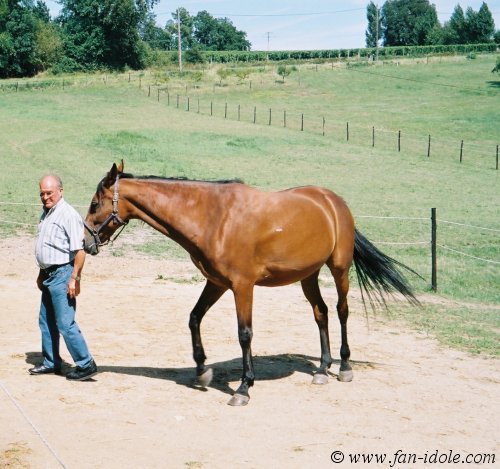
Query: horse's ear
103,163,118,188
117,159,124,173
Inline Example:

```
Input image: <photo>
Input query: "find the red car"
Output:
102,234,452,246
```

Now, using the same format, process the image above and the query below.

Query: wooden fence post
301,113,304,131
269,108,272,126
372,126,375,147
253,106,256,124
460,140,464,163
431,207,437,292
322,117,325,136
427,135,431,157
187,97,190,112
398,130,401,152
496,144,498,170
346,122,349,141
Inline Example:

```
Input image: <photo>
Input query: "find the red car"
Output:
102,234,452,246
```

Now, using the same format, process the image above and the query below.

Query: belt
41,262,73,274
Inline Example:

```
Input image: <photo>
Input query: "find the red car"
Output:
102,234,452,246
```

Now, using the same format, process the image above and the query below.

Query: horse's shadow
25,352,377,396
99,354,377,396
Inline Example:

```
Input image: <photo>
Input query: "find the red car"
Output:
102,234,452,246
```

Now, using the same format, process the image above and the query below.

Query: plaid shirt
35,198,84,269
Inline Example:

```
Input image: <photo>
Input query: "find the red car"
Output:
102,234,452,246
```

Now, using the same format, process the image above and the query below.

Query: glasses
39,189,61,198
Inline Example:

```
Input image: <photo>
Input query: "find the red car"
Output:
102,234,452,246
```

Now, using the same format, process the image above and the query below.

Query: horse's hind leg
301,271,333,385
189,280,227,387
328,262,353,382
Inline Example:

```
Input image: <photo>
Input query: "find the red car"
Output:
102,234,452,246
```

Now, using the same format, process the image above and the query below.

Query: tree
58,0,159,71
141,12,172,50
0,1,39,77
464,2,495,43
446,4,467,44
381,0,439,46
34,20,63,71
365,2,381,48
277,64,291,82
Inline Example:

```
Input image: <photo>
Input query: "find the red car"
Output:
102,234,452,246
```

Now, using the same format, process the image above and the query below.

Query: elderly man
30,174,97,381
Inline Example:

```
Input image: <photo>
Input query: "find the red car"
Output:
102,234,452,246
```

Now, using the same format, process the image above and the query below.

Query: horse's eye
90,201,99,213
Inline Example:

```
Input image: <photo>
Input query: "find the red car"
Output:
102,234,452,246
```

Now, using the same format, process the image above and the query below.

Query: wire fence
1,69,498,170
147,85,499,170
1,203,498,294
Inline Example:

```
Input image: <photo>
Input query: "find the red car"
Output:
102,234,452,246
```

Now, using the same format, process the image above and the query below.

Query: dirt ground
0,235,498,469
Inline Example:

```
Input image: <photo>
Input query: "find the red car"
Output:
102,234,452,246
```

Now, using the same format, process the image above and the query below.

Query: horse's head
83,160,129,255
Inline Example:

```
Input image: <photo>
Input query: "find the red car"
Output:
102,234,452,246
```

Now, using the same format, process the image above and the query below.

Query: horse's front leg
228,282,255,406
189,280,227,387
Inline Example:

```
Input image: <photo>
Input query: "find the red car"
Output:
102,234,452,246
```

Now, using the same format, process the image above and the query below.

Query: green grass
0,55,498,355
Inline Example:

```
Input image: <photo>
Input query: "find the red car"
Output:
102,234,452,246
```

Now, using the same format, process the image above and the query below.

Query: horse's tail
353,229,421,309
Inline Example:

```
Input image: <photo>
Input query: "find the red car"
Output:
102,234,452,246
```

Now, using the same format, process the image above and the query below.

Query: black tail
353,229,421,309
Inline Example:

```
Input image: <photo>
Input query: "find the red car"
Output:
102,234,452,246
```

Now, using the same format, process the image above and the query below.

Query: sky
45,0,500,51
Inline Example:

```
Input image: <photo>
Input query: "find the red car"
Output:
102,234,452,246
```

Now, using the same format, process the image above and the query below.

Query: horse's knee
238,326,253,347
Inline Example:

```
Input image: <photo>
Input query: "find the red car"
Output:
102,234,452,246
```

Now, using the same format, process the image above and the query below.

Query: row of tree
366,0,497,47
0,1,250,78
1,1,498,79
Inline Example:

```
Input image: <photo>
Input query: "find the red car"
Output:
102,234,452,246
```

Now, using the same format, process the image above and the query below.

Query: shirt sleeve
66,210,85,252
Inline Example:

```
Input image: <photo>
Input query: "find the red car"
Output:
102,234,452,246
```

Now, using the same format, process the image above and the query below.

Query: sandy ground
0,236,498,469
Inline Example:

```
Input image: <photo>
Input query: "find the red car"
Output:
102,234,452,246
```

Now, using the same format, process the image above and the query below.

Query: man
30,174,97,381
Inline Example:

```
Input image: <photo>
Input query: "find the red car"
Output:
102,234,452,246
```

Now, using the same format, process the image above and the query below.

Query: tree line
0,1,250,78
1,0,498,79
366,0,498,47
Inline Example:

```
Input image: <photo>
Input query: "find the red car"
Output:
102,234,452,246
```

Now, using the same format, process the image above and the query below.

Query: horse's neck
123,179,212,242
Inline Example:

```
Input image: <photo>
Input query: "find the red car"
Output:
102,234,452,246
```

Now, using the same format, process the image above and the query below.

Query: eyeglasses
39,189,60,198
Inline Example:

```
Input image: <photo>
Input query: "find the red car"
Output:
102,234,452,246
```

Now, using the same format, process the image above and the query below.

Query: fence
148,85,499,170
1,203,498,296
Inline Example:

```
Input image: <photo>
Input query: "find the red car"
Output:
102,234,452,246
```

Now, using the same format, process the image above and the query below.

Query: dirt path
0,236,498,468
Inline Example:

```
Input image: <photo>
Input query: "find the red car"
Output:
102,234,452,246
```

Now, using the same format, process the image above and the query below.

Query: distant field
0,55,498,354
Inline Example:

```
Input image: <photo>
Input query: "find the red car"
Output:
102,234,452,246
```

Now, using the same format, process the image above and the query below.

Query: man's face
39,176,63,210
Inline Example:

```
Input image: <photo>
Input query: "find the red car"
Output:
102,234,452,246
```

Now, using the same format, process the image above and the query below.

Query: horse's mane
118,173,244,185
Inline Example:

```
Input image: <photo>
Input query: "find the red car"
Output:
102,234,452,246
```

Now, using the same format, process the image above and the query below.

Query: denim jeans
39,263,93,369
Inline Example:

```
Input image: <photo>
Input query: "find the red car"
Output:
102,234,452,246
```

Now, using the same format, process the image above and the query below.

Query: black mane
118,173,243,185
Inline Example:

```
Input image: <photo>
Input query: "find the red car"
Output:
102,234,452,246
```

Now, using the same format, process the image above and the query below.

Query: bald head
39,174,63,209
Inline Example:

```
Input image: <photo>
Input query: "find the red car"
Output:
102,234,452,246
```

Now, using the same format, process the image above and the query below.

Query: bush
50,56,84,74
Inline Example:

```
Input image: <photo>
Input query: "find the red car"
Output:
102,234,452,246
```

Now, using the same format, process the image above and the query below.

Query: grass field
0,54,498,355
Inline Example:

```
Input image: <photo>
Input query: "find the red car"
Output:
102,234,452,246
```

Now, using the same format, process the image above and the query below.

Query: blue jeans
39,263,93,369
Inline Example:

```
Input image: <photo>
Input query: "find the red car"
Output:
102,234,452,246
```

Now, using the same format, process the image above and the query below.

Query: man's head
39,175,63,210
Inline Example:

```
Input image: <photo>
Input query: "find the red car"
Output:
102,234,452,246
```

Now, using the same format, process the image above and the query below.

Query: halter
84,175,128,251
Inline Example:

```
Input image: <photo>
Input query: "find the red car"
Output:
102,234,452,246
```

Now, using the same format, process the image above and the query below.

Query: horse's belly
255,261,326,287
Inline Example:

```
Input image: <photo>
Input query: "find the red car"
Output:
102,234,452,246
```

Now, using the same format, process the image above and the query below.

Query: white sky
44,0,500,51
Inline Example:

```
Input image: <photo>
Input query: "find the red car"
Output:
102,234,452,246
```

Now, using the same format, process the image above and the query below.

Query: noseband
84,175,128,251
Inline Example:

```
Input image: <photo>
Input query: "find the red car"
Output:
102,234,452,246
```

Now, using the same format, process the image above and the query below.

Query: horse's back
219,184,355,285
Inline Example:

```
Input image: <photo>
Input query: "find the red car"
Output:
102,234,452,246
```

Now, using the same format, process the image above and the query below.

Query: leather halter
84,175,128,251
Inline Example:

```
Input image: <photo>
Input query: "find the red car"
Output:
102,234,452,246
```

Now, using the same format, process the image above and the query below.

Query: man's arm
68,249,86,298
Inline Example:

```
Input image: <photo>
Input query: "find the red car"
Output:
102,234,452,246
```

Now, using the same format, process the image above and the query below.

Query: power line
153,8,365,18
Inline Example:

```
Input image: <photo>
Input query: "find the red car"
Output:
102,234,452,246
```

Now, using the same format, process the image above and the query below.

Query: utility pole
266,32,272,61
375,5,379,62
177,8,182,72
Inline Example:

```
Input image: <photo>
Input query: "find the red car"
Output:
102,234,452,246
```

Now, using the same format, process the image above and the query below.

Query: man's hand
67,277,80,298
36,273,44,291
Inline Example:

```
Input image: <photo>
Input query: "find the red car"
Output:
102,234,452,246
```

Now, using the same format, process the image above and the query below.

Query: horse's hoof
312,373,329,385
338,369,353,382
197,368,213,388
227,393,250,406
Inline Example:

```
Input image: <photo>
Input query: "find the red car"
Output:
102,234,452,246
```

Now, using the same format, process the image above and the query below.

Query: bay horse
83,161,418,406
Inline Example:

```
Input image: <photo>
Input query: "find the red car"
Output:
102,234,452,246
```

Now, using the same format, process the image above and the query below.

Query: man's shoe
29,364,61,375
66,360,98,381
